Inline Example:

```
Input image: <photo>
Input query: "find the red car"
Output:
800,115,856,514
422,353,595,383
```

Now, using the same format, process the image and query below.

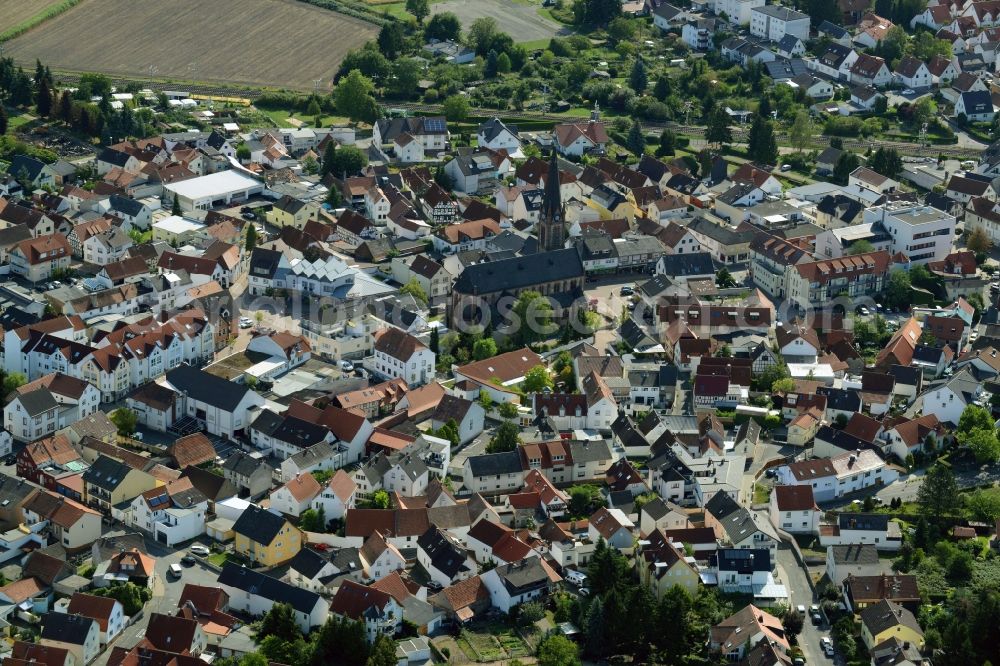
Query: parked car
190,544,210,556
811,612,823,625
181,555,196,566
780,164,792,171
168,563,183,579
340,360,354,372
239,317,253,329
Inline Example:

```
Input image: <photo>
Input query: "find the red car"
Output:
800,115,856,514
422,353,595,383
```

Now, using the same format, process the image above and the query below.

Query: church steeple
538,151,565,252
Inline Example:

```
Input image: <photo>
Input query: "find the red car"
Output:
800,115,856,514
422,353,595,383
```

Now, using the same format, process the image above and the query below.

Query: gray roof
658,251,715,277
288,547,332,579
466,450,522,477
232,505,287,545
839,513,890,531
166,364,255,412
41,613,95,645
712,547,770,573
0,474,39,508
108,194,145,217
754,5,808,20
218,562,322,615
16,388,58,417
829,543,879,565
417,527,470,579
687,217,753,245
479,117,518,143
568,439,613,464
453,248,584,295
493,557,551,594
82,455,132,491
860,600,923,638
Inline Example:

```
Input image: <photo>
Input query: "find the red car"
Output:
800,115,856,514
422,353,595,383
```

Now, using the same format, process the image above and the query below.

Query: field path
4,0,377,90
431,0,569,43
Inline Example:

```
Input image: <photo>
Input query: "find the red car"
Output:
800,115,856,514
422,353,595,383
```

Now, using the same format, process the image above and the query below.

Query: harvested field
431,0,569,43
4,0,378,91
0,0,64,35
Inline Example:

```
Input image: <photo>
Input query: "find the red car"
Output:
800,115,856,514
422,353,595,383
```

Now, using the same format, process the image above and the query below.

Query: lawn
753,483,772,504
206,552,243,567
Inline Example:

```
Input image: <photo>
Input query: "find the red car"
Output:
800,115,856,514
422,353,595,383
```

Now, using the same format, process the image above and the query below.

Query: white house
430,395,485,447
775,449,898,502
750,5,809,41
819,513,902,551
63,592,125,645
716,0,766,25
416,527,474,588
269,474,322,518
163,364,265,440
127,484,208,547
40,613,101,666
477,118,521,155
219,563,329,633
4,374,101,443
372,328,435,387
481,558,556,613
917,367,982,425
768,485,820,535
310,469,357,521
955,90,997,121
894,56,932,89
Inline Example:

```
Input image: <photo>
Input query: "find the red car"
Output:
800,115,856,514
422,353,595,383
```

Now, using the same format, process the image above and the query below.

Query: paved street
775,543,830,666
93,534,219,666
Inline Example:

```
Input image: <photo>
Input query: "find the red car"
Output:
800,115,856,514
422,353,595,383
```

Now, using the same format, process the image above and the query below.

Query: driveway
775,543,831,666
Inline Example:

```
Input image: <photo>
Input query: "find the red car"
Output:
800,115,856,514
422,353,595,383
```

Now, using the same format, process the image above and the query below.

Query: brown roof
329,580,394,619
845,574,920,603
68,593,119,631
11,642,70,666
876,317,921,368
168,433,217,469
279,473,322,503
18,372,90,400
23,434,79,468
327,469,358,503
430,574,489,612
15,233,70,265
772,485,817,512
794,251,890,285
369,570,414,604
373,327,427,362
843,412,882,443
22,551,72,587
108,548,155,578
456,348,543,387
553,120,609,149
887,414,940,447
142,613,200,653
178,584,228,614
436,218,500,244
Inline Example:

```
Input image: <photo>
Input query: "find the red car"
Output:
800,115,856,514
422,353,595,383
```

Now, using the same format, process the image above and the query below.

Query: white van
169,563,183,579
564,569,588,586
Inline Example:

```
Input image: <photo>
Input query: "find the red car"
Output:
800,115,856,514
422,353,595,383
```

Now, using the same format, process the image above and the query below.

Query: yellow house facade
860,600,925,651
638,534,700,598
232,504,303,567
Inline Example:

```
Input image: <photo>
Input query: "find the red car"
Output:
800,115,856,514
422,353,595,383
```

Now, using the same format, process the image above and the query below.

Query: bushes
824,116,863,137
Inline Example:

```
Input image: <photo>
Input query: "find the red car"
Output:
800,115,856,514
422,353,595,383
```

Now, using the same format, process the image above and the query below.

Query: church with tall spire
537,151,565,253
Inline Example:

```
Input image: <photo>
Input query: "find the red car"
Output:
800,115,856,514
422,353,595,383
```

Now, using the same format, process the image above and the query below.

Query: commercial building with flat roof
162,170,264,212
